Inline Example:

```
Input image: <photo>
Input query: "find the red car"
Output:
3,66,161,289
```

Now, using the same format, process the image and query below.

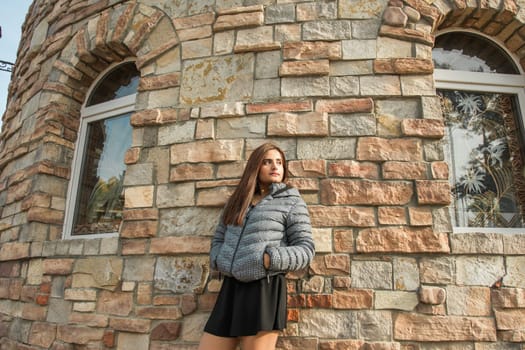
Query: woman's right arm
209,221,226,270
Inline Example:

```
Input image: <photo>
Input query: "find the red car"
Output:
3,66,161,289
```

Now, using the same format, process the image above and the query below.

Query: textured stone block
394,314,497,341
356,227,450,253
279,60,330,77
309,205,375,227
283,41,341,60
170,140,243,164
321,179,413,205
268,111,328,136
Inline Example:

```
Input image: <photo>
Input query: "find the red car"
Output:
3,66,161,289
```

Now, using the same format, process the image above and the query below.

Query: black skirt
204,274,287,337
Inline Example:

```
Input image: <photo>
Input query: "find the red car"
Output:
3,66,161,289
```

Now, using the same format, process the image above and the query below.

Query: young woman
198,143,315,350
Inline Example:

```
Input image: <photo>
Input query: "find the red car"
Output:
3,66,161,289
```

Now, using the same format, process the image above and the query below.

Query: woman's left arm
265,198,315,272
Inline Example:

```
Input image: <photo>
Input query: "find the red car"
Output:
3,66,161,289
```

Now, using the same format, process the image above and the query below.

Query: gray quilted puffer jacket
209,182,315,282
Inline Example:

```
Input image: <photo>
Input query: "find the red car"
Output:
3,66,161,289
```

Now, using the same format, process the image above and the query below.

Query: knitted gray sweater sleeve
265,196,315,272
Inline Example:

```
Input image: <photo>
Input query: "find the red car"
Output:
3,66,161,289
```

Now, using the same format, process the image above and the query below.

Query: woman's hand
263,252,270,269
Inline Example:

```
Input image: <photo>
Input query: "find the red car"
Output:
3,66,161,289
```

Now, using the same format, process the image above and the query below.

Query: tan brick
408,207,433,226
137,283,153,305
0,242,30,261
268,111,328,136
279,60,330,76
447,286,491,316
499,329,525,342
333,289,373,309
416,180,451,205
6,179,33,203
379,25,434,46
64,288,97,301
196,187,235,207
357,137,422,161
122,239,147,255
120,220,158,238
43,259,74,275
109,317,151,333
136,306,183,320
309,205,375,227
57,325,105,344
333,229,354,253
171,140,243,164
97,291,133,316
374,58,434,74
124,186,154,208
173,12,215,29
378,207,407,225
170,164,214,182
214,11,263,32
199,102,245,118
394,313,496,341
491,288,525,308
150,236,210,254
246,100,313,114
356,227,450,253
27,207,64,225
124,147,140,164
328,160,379,179
177,25,212,41
319,340,364,350
195,118,215,139
382,161,427,180
418,286,446,305
287,178,319,192
401,119,445,139
431,161,449,180
288,160,326,177
138,72,181,91
123,209,159,221
316,98,374,113
28,322,57,348
320,179,413,205
494,309,525,330
131,109,178,126
283,41,341,60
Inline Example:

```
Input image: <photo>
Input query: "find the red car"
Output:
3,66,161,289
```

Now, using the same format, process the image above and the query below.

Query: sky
0,0,33,121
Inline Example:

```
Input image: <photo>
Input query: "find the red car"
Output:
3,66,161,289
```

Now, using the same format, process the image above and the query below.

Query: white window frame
435,68,525,234
63,62,137,240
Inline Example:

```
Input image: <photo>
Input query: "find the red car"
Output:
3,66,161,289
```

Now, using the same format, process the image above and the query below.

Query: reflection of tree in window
67,61,139,237
440,91,525,227
434,31,525,229
87,62,139,106
73,114,131,235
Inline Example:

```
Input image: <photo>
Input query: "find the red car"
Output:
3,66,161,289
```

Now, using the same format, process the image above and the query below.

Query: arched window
434,30,525,232
63,61,139,239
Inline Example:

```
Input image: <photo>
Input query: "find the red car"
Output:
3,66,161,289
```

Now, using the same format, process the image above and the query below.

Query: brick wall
0,0,524,349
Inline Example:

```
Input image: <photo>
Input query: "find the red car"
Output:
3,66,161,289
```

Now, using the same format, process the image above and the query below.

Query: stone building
0,0,524,349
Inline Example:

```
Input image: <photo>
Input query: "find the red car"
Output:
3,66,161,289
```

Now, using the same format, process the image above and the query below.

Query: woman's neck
259,184,270,195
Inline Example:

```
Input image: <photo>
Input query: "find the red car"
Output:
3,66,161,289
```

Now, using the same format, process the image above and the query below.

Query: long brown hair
222,143,288,226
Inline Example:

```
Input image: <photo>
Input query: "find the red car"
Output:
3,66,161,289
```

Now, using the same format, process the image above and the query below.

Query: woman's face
258,149,284,186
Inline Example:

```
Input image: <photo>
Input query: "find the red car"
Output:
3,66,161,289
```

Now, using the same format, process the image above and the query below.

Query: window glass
86,62,139,106
433,32,519,74
72,113,132,235
65,62,139,238
439,90,525,228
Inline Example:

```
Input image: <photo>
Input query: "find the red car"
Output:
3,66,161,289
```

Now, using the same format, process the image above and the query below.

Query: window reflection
440,90,524,228
73,113,132,235
433,32,519,74
87,62,139,106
